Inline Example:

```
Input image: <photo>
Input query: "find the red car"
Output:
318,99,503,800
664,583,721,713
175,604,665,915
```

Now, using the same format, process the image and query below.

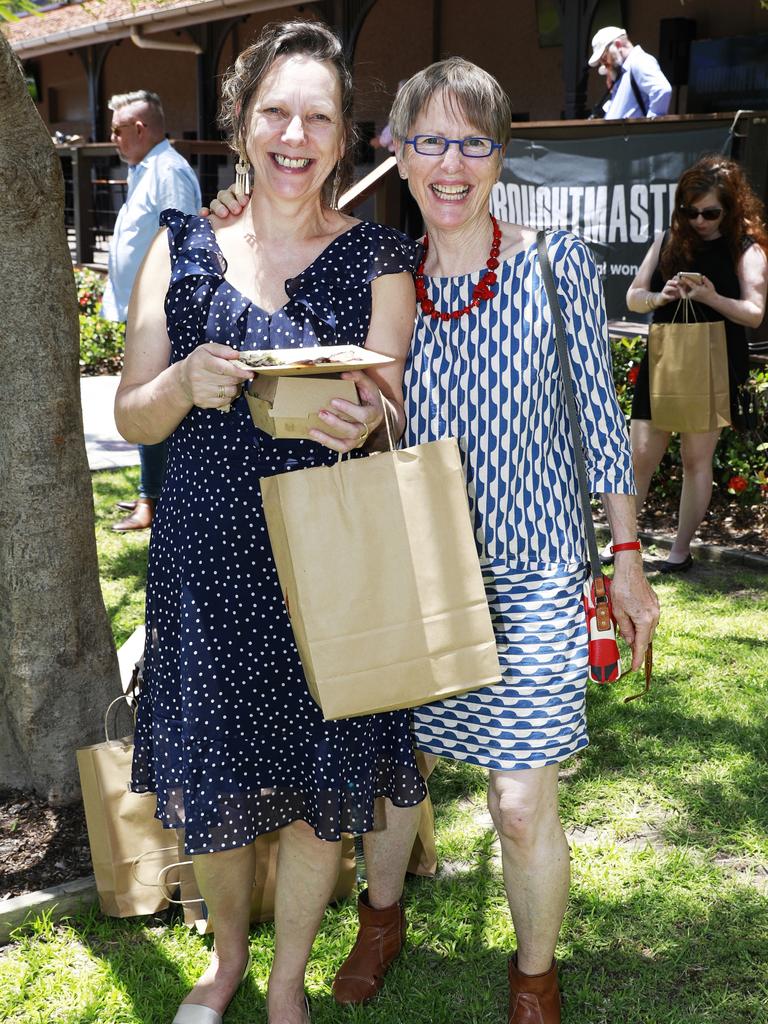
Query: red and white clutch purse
582,576,621,684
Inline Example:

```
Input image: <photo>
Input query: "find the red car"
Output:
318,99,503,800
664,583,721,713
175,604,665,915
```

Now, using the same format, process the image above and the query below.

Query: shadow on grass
73,904,265,1024
315,856,768,1023
563,869,768,1024
568,693,768,843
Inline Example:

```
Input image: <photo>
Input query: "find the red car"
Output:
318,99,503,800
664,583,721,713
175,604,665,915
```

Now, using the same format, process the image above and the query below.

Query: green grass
1,474,767,1023
91,467,149,648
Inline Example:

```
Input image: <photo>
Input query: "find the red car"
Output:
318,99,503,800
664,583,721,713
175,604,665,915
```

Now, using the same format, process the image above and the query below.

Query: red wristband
610,541,642,553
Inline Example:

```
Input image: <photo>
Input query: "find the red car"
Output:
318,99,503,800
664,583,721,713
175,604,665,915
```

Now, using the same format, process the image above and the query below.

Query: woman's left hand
308,370,386,454
678,273,717,306
610,557,660,672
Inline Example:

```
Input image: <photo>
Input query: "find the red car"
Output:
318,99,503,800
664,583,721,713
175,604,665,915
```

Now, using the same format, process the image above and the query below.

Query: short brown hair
218,20,357,205
389,58,511,152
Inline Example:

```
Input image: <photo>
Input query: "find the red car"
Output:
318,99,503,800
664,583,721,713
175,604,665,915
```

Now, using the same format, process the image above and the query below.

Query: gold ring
358,422,369,446
217,384,225,400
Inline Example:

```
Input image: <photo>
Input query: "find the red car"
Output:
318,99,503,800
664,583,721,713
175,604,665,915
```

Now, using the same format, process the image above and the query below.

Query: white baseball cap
588,26,626,66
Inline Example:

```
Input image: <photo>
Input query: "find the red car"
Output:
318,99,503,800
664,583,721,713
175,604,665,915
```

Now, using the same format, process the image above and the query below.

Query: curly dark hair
218,20,357,206
660,154,768,278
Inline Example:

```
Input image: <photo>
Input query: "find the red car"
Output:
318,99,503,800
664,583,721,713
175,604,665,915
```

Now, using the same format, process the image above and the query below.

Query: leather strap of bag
536,231,611,627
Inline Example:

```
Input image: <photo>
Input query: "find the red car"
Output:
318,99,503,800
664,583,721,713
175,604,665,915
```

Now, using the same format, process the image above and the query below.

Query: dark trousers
138,441,167,500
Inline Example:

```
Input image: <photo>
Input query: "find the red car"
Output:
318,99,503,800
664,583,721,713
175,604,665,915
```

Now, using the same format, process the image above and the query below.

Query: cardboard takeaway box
245,374,359,440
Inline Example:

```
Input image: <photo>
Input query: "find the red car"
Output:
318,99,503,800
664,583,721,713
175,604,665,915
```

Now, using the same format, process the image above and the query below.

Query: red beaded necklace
415,214,502,321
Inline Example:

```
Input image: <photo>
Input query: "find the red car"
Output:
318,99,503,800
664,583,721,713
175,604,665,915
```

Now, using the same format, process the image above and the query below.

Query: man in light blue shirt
102,90,201,531
588,27,672,120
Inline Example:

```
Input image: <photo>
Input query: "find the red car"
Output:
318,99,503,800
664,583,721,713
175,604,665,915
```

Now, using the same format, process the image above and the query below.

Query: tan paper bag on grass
649,313,730,433
406,751,438,877
76,698,178,917
260,437,501,721
168,830,357,935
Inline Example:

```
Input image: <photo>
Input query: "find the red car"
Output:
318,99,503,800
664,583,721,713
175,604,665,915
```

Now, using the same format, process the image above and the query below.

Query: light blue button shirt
101,139,202,322
603,46,672,120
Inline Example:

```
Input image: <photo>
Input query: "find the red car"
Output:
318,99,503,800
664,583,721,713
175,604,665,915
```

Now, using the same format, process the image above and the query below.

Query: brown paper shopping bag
76,697,178,917
260,436,501,720
648,304,731,432
406,751,438,877
164,830,358,935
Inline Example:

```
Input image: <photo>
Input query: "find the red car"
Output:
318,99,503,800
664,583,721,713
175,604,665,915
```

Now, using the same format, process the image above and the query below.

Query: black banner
493,125,732,319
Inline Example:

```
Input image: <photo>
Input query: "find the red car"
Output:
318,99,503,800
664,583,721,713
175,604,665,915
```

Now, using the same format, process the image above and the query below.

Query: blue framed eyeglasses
404,135,502,158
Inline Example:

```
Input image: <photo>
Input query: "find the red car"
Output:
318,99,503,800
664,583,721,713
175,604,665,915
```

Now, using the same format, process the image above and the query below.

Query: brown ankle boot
112,497,155,532
331,889,404,1005
508,956,561,1024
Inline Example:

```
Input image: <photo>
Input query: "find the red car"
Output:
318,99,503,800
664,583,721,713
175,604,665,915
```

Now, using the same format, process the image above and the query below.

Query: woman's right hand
650,276,684,308
179,343,254,408
200,188,250,220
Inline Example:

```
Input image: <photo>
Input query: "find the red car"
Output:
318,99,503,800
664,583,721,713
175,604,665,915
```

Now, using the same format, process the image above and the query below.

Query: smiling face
244,54,344,205
397,91,500,235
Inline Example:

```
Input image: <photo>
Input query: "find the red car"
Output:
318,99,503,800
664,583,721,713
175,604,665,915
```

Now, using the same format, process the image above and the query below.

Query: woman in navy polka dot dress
114,21,425,1024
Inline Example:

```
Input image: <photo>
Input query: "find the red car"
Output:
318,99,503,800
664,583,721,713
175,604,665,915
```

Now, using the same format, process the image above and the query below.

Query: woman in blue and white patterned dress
329,59,660,1023
212,53,659,1024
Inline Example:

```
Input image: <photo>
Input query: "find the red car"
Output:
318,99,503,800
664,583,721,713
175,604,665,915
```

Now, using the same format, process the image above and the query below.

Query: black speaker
659,17,696,86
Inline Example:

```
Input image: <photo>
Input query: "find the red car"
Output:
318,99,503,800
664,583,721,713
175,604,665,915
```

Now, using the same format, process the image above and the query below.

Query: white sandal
171,953,251,1024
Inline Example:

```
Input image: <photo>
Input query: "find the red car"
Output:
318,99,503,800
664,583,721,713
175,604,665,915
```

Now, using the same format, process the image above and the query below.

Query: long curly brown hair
660,155,768,278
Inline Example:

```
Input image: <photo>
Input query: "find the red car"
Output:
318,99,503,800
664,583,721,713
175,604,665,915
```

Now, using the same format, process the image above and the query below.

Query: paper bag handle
104,694,138,743
380,395,397,452
336,391,398,463
670,297,700,324
155,860,205,905
129,845,180,888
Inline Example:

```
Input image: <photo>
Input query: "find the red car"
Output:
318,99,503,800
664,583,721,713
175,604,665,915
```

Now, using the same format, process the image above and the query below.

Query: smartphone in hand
677,271,704,285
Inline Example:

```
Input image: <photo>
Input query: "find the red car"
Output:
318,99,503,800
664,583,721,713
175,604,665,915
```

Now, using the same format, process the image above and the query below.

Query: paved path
80,375,138,471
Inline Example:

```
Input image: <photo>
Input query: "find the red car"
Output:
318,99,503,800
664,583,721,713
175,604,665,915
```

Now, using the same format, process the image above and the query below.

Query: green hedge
612,334,768,508
75,267,125,375
73,263,766,509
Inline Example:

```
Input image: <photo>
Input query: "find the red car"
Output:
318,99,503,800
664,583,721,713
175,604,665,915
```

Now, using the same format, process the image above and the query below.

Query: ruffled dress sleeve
362,224,421,282
282,221,420,344
160,209,251,349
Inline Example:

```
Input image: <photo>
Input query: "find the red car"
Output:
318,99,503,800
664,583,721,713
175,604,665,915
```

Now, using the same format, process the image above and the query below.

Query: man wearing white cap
589,26,671,120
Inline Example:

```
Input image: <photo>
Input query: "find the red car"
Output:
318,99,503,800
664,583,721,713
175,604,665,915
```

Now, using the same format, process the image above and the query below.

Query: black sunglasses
679,204,723,222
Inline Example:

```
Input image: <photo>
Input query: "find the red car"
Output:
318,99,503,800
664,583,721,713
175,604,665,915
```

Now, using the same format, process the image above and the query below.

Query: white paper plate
232,345,394,376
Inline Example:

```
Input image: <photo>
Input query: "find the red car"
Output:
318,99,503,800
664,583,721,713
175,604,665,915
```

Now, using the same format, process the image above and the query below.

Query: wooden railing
56,140,404,265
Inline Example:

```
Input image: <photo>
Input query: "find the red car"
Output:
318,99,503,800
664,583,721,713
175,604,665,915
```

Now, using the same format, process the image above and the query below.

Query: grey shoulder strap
535,230,602,581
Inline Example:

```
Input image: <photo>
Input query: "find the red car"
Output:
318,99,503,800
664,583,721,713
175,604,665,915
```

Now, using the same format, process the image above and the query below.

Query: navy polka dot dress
130,211,426,855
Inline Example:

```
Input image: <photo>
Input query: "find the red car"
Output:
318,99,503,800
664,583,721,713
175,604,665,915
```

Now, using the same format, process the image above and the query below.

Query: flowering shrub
611,335,768,508
74,267,125,375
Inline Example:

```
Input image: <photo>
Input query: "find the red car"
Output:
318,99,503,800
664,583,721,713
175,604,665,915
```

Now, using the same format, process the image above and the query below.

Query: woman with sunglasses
623,155,768,573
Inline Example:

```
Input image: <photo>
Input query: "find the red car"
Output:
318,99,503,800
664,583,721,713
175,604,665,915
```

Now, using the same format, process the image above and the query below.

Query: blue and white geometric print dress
403,230,634,772
131,212,426,855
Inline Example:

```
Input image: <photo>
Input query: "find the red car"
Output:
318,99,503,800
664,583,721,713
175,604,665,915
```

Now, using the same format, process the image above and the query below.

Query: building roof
3,0,293,56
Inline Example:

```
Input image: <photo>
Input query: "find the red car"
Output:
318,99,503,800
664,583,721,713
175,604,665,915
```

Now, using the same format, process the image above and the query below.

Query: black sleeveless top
650,233,752,383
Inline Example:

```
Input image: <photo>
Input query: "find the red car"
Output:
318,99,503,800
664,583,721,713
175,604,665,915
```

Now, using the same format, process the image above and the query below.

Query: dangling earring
330,161,343,210
234,154,251,196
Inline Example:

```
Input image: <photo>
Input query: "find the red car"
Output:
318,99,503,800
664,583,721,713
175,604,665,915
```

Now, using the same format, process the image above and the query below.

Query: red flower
728,475,748,493
627,364,640,386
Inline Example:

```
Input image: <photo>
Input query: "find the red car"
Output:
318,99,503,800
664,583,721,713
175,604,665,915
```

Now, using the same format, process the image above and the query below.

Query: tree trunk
0,36,121,804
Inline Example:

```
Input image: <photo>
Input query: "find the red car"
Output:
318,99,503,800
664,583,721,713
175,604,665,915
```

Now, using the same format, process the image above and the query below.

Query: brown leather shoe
112,497,155,532
508,956,561,1024
331,889,404,1005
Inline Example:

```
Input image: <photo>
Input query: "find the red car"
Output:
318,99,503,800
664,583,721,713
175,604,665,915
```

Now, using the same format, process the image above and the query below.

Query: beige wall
101,33,199,140
30,0,768,140
34,49,89,135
